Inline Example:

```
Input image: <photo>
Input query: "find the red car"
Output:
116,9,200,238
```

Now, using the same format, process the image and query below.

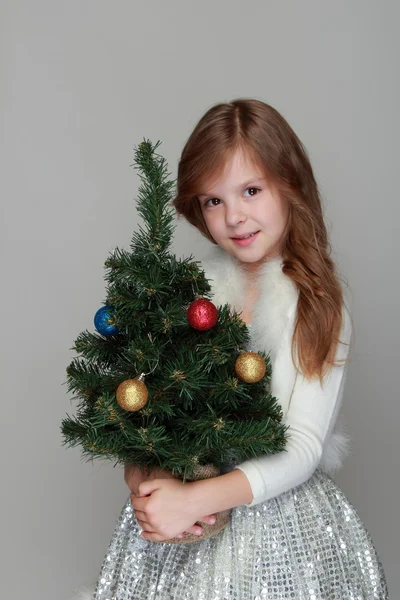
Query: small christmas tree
61,140,287,484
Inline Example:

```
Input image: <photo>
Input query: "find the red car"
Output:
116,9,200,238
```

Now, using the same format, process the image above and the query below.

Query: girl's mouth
230,231,260,247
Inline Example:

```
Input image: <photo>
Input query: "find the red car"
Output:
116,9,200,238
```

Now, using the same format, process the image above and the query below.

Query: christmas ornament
235,352,266,383
116,375,148,411
187,299,218,331
94,306,119,336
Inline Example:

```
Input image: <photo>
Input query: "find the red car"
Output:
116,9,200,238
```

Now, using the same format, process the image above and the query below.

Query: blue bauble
94,306,119,336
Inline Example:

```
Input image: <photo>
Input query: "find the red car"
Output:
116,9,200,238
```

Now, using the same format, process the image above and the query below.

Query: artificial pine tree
61,140,287,541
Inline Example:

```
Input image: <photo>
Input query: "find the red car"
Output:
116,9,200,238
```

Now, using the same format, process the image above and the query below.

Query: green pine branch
61,139,289,481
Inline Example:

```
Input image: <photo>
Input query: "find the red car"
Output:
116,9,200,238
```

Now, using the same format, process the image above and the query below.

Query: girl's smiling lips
230,231,260,246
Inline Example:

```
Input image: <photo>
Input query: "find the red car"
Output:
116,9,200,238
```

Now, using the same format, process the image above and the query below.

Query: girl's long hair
173,98,349,381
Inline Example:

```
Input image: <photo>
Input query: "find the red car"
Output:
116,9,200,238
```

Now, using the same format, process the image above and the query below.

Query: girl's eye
203,187,260,207
244,187,261,197
204,197,221,207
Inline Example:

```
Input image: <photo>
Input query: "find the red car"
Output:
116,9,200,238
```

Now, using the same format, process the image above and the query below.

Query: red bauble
187,299,218,331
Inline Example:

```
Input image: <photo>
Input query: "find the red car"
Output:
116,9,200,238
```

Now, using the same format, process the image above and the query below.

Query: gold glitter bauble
116,378,148,411
235,352,267,383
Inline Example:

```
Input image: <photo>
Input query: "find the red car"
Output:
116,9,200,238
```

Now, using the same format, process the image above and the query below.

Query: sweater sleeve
235,303,353,506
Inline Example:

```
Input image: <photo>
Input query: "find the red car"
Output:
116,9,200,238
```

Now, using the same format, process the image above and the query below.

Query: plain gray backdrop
1,1,398,598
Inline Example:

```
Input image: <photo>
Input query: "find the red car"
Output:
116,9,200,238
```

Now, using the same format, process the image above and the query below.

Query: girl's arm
186,467,254,513
234,302,353,506
132,469,253,541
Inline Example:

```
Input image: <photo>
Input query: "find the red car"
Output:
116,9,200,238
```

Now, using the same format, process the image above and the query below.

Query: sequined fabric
93,469,388,599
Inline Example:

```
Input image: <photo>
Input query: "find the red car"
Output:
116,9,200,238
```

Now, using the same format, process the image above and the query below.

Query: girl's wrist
187,469,254,516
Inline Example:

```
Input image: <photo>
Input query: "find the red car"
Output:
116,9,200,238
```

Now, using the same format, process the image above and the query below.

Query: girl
82,99,388,599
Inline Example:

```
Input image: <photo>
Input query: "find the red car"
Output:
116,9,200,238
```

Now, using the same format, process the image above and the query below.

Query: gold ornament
116,376,148,411
235,352,267,383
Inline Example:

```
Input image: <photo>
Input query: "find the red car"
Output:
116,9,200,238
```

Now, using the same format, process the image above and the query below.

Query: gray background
1,1,398,598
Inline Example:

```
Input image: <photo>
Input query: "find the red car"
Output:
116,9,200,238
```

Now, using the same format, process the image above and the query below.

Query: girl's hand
124,463,177,495
131,477,216,542
124,464,216,539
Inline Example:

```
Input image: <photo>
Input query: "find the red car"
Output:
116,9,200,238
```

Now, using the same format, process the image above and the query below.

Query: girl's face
198,148,289,271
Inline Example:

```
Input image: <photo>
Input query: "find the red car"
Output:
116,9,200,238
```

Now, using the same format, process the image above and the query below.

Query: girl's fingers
136,519,204,539
183,524,203,536
140,529,200,542
133,509,147,521
136,517,153,531
131,495,148,511
135,518,202,537
197,514,216,525
176,517,216,538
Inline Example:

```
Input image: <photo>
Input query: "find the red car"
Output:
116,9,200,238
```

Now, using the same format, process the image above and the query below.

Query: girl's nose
225,201,246,227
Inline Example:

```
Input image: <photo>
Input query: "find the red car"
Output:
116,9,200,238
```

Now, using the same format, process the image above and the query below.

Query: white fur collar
201,246,349,475
200,246,299,362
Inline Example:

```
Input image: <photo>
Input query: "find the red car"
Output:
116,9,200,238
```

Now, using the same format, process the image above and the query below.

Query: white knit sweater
201,246,353,506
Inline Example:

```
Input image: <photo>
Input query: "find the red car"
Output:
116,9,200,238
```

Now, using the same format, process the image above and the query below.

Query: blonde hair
173,98,349,381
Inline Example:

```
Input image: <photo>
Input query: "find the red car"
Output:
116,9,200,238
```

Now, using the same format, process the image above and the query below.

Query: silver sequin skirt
92,469,388,599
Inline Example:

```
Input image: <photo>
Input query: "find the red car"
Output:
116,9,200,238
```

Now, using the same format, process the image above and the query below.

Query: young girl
82,99,388,599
